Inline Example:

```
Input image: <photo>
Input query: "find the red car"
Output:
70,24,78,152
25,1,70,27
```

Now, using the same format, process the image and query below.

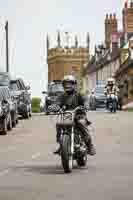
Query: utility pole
5,21,9,73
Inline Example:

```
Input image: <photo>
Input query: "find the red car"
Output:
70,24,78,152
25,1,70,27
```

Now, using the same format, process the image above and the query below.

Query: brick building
47,32,90,90
123,0,133,34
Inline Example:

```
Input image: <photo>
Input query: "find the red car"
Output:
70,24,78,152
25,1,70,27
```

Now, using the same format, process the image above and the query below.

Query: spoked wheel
110,106,113,113
61,135,73,173
113,101,117,113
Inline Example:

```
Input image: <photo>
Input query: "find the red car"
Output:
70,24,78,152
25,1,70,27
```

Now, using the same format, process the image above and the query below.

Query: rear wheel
61,135,73,173
113,101,117,113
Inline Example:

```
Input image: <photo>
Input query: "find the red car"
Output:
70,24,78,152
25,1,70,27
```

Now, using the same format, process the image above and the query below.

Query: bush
127,108,133,112
32,97,41,113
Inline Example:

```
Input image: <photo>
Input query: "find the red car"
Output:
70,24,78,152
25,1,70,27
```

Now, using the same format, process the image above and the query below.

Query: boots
86,139,96,156
87,143,96,156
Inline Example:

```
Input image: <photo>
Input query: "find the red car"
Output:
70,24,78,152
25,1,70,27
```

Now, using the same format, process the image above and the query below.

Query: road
0,111,133,200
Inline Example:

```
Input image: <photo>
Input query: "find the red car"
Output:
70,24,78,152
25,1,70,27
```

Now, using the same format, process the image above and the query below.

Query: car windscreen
49,84,64,94
0,74,10,86
0,88,4,101
9,81,19,91
95,87,105,94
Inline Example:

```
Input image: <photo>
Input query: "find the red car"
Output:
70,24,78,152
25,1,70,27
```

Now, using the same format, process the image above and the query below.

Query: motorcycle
56,106,92,173
107,93,117,113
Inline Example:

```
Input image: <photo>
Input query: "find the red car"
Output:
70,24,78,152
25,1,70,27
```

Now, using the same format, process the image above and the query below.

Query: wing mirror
26,85,30,90
2,99,8,104
42,91,47,94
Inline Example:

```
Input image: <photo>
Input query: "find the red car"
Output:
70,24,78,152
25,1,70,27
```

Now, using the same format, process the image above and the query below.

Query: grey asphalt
0,111,132,200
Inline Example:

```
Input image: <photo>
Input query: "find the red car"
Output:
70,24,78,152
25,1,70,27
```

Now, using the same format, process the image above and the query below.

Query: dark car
44,80,64,115
9,78,32,119
95,85,106,109
89,85,106,110
0,86,17,134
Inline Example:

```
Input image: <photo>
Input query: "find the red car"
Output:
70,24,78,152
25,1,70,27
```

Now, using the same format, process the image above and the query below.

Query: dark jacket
58,92,85,110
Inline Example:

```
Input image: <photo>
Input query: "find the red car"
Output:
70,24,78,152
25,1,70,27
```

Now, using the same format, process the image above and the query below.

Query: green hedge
127,108,133,112
32,97,41,113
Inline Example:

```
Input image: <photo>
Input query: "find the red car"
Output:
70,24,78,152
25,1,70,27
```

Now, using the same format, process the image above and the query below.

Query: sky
0,0,124,97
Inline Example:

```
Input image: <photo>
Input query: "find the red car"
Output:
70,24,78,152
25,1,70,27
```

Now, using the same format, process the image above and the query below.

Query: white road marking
0,169,10,177
31,152,41,160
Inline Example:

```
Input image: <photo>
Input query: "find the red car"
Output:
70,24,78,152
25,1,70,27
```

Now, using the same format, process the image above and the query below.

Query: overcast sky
0,0,124,96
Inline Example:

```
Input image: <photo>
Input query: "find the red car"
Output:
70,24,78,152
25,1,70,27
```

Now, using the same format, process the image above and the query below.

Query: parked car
95,85,106,109
9,78,32,119
89,85,106,110
0,86,18,134
43,80,64,115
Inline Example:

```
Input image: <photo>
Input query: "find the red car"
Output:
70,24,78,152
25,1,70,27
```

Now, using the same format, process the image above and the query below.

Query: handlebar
58,106,85,115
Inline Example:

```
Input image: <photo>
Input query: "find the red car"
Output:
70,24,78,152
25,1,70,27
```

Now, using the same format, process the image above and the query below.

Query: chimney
105,14,110,49
110,14,112,20
129,39,133,59
130,0,133,8
105,13,118,49
123,0,133,33
125,1,128,9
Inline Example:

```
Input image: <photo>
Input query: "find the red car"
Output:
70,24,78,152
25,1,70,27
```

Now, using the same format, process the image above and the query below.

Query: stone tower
47,32,90,89
105,13,118,49
123,0,133,34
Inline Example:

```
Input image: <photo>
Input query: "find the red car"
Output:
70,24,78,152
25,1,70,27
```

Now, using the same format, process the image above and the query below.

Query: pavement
0,111,132,200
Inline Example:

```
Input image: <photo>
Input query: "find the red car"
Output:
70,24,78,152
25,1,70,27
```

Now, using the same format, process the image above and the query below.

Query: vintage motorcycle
56,106,93,173
107,93,117,113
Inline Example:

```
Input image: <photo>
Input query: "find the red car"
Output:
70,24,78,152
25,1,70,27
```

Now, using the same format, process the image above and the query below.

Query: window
3,88,10,99
18,79,25,90
0,89,4,101
9,81,19,91
0,74,10,86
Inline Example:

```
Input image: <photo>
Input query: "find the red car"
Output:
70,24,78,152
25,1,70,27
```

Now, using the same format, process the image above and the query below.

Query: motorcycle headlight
19,96,24,101
10,103,14,110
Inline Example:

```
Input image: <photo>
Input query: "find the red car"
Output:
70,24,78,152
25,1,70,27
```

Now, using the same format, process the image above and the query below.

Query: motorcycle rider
104,78,119,109
89,89,96,110
54,75,96,156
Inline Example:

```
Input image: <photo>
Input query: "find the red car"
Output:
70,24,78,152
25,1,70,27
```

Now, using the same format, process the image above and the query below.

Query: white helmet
91,89,95,94
62,75,77,93
107,78,115,85
62,75,76,84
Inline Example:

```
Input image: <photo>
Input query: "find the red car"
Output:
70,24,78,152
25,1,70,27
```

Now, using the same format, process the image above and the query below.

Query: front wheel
113,101,117,113
77,153,87,167
61,135,73,173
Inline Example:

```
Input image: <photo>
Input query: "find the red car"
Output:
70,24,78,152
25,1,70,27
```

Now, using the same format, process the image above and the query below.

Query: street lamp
5,21,9,73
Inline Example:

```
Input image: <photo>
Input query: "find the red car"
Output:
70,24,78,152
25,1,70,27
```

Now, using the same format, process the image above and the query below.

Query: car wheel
29,109,32,117
16,118,19,124
24,111,29,119
1,118,7,135
7,114,12,131
12,113,17,128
